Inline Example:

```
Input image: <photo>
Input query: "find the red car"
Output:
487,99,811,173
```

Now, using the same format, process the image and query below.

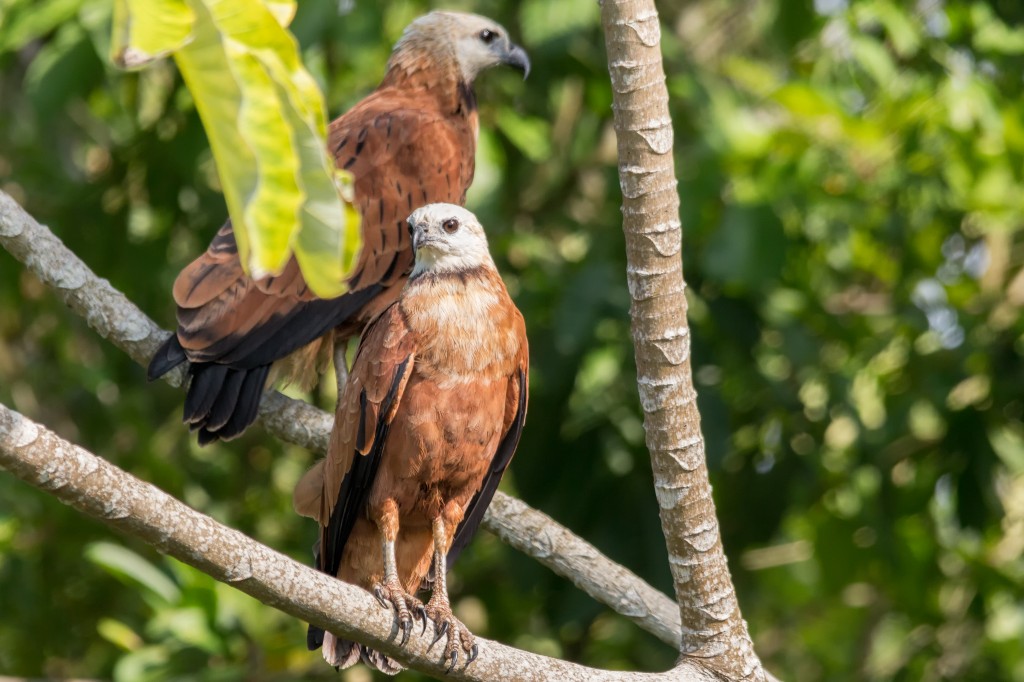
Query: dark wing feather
295,304,416,650
320,354,411,579
147,334,188,381
448,363,529,565
149,89,474,443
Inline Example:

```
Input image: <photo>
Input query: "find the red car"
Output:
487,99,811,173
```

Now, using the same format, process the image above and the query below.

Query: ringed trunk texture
599,2,765,680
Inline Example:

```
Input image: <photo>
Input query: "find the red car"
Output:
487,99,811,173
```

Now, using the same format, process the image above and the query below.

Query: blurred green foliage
2,0,1023,680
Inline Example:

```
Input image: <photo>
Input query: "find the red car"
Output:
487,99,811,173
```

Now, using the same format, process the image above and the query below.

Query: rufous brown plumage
293,204,529,673
148,11,529,444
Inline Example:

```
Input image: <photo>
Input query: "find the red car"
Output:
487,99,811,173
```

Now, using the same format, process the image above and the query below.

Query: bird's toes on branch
371,580,423,646
423,599,477,672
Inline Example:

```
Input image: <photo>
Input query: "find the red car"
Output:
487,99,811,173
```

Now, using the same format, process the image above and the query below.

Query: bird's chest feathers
401,275,518,384
393,379,505,501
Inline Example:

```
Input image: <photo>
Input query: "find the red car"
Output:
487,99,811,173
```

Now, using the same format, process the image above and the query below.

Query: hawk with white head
294,204,529,673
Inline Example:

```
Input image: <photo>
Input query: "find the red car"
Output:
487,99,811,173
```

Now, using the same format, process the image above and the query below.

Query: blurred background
2,0,1024,680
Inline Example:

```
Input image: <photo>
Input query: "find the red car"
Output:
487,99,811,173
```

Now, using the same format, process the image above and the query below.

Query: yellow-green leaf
264,0,296,27
110,0,361,298
110,0,194,68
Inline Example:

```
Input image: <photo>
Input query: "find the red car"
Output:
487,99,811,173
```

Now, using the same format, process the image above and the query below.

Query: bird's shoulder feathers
293,303,416,525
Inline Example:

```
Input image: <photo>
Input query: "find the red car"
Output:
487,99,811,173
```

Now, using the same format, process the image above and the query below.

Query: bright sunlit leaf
110,0,360,298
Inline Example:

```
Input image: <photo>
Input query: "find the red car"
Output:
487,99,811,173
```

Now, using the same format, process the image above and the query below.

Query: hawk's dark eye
479,29,497,44
442,218,460,234
406,220,415,238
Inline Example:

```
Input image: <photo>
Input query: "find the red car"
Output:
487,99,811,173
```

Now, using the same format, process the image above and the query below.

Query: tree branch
484,493,682,646
600,2,765,680
0,402,721,682
0,190,682,648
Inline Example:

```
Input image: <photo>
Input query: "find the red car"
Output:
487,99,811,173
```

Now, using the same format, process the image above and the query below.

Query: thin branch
0,402,719,682
485,494,681,646
600,2,765,680
0,189,682,647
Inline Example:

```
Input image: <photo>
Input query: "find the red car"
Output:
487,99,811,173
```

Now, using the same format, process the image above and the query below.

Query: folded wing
150,94,474,443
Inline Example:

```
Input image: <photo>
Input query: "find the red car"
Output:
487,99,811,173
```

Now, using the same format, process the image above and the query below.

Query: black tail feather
307,624,325,650
203,368,247,431
196,364,271,444
184,363,229,424
153,285,385,444
147,335,188,381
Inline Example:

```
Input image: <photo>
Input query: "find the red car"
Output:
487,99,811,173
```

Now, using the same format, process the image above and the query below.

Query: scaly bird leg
371,499,421,646
422,514,478,672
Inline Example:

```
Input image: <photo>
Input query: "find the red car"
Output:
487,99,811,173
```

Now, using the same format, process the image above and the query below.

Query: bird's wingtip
147,334,187,381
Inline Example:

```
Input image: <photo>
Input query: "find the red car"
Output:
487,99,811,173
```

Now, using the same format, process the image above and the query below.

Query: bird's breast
399,270,521,386
381,371,508,520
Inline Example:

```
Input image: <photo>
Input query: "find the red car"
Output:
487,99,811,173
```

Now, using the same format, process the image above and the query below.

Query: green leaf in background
97,618,145,652
703,204,786,291
972,3,1024,55
85,541,182,606
496,108,553,163
0,0,83,54
110,0,361,298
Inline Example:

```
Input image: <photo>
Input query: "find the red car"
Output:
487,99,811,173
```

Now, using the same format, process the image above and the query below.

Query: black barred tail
309,626,403,675
148,335,271,445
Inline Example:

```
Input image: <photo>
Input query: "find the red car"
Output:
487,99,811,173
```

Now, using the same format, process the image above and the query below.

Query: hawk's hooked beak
503,43,530,79
412,228,437,252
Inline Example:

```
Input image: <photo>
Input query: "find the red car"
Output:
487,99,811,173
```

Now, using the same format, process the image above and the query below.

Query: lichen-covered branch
486,493,681,646
600,2,765,680
0,189,682,648
0,402,721,682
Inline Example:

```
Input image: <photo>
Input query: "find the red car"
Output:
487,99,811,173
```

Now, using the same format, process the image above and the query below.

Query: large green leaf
110,0,360,297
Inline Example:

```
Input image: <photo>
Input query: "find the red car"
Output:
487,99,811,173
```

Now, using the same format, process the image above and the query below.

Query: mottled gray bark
0,402,721,682
600,2,765,680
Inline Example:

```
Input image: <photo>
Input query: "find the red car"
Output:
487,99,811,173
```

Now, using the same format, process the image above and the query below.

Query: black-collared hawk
148,12,529,444
293,204,528,673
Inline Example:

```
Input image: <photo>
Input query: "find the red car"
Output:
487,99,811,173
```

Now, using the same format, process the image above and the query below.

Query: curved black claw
429,619,450,650
373,585,390,609
371,579,423,647
399,616,413,646
422,600,476,670
416,604,428,635
445,648,459,674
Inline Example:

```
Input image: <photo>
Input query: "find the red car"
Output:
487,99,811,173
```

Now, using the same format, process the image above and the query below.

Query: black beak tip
506,45,530,80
